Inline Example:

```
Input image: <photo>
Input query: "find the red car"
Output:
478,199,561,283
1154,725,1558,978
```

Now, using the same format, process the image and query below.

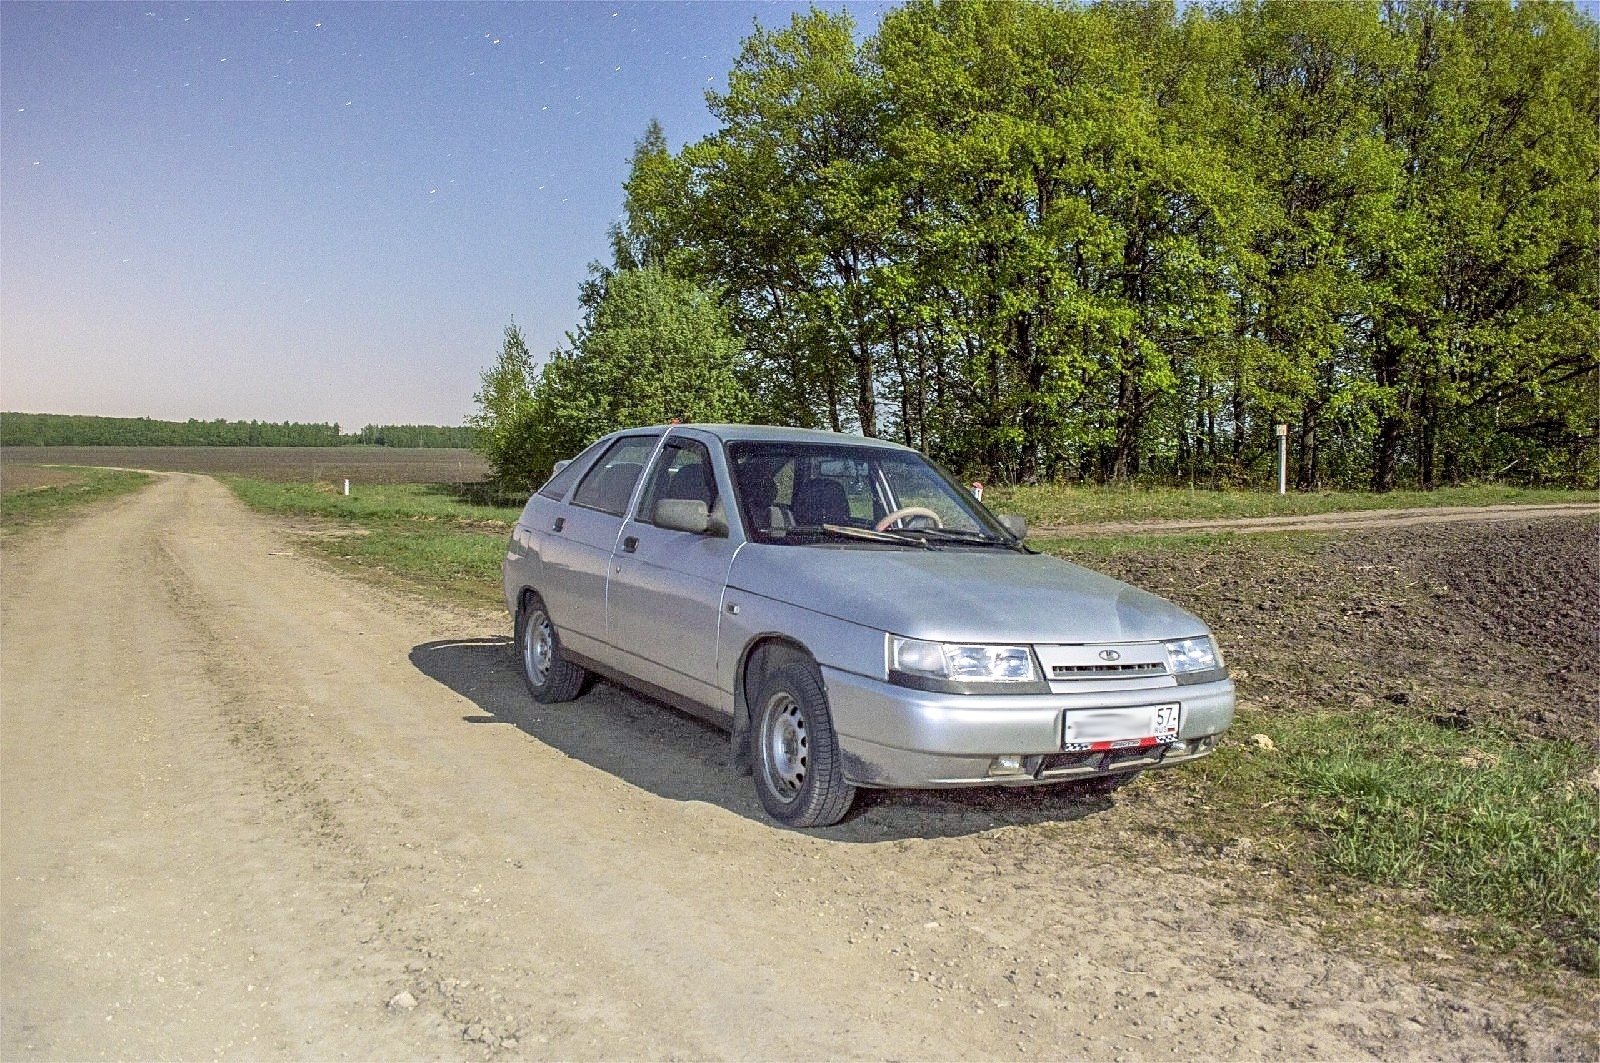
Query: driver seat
792,478,850,526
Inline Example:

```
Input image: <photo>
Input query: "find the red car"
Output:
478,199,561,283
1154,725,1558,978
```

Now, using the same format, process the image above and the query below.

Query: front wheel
751,661,856,827
515,594,588,703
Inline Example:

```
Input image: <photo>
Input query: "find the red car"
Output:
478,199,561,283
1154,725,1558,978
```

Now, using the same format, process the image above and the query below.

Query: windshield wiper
803,523,940,549
900,527,1019,548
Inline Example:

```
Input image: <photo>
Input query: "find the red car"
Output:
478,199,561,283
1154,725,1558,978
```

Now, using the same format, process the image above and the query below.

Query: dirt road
1,474,1585,1059
1033,501,1599,538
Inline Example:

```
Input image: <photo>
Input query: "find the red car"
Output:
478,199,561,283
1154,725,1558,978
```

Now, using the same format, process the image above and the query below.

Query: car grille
1049,662,1166,681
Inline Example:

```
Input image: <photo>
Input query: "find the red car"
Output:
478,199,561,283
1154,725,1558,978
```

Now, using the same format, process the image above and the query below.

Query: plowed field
0,445,488,483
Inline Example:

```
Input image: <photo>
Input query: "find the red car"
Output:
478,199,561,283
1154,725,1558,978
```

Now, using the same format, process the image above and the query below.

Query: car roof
649,423,921,452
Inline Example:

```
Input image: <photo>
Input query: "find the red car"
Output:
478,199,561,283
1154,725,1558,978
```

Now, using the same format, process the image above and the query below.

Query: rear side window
570,435,658,516
536,438,607,501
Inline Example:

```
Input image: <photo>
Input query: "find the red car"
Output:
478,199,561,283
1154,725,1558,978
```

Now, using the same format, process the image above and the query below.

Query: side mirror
707,506,729,537
997,513,1028,539
655,499,711,534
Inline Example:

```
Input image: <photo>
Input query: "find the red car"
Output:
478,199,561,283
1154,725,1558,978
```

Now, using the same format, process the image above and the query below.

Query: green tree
1370,0,1598,488
469,323,539,487
1219,0,1407,489
874,0,1254,482
611,119,690,274
672,10,892,434
550,0,1598,490
507,268,753,485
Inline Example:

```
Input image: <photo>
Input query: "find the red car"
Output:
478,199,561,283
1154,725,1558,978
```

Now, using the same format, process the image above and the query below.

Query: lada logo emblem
1098,649,1121,662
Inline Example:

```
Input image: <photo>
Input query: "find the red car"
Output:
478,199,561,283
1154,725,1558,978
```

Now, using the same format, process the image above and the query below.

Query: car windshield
728,440,1012,547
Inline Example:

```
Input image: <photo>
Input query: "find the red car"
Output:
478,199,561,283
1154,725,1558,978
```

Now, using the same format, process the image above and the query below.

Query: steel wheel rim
525,610,554,686
762,692,807,801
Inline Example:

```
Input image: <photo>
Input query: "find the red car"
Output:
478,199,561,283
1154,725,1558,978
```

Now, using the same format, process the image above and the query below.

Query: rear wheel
751,661,856,827
515,593,587,703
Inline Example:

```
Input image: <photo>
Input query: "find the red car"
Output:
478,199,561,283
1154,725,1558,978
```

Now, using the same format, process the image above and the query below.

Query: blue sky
1,1,890,431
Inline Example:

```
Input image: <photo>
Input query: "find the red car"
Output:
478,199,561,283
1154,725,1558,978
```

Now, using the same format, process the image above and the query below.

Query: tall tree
679,10,892,434
1222,0,1406,489
518,268,753,483
1371,0,1598,488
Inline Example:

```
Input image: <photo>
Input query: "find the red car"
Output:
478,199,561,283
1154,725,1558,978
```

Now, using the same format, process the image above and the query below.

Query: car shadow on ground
409,637,1116,842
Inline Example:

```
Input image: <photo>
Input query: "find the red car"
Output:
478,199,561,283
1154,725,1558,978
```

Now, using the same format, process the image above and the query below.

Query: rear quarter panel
502,495,550,615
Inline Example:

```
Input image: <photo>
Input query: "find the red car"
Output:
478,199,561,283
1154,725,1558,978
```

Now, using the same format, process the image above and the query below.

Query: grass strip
1186,708,1598,975
224,477,520,527
224,476,514,608
321,528,509,607
1,467,153,532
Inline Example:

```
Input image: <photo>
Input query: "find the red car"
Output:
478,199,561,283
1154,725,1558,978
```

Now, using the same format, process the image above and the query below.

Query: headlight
1165,636,1227,685
888,636,1047,694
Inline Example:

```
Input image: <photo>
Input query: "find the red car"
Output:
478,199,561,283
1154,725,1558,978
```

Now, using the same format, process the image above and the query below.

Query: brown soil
0,445,489,484
3,474,1595,1060
1070,516,1600,748
0,464,82,493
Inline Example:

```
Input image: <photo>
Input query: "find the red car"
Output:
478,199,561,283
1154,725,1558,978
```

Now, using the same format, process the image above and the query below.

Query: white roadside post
1275,424,1288,495
343,478,350,497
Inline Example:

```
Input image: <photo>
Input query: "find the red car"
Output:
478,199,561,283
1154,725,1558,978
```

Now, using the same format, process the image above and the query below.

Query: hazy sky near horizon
1,0,890,431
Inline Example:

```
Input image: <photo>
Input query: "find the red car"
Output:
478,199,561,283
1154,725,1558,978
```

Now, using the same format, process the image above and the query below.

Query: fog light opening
988,754,1026,777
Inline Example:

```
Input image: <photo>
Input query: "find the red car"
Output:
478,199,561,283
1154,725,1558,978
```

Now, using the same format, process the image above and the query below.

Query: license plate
1062,704,1180,752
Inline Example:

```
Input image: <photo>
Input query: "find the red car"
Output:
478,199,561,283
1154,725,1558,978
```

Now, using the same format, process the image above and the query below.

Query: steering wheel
875,506,944,531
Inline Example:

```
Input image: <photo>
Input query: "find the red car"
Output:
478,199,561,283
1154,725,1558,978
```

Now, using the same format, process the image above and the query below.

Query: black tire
515,593,588,703
751,661,856,827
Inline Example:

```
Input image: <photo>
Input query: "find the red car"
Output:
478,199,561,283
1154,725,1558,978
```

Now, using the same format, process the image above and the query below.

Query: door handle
622,536,639,554
552,517,565,532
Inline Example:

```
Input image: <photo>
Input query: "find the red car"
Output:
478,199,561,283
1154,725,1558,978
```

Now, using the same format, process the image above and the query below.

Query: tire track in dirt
3,474,1591,1059
1,478,428,1058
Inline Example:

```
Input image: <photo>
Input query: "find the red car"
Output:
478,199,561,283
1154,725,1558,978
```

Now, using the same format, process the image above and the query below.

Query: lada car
502,424,1235,827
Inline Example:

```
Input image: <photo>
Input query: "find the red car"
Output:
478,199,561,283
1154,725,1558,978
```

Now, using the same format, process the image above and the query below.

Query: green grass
224,477,516,606
985,483,1589,527
223,477,521,527
1,467,153,532
1185,707,1599,975
320,527,511,605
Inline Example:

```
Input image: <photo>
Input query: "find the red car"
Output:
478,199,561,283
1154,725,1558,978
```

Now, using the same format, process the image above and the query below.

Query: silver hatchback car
503,424,1235,827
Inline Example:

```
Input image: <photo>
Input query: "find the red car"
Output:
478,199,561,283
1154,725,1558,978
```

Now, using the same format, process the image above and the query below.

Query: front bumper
822,666,1235,788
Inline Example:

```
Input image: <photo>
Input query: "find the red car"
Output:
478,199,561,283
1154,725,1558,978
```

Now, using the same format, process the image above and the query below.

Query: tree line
1,413,476,449
348,424,478,448
479,0,1597,491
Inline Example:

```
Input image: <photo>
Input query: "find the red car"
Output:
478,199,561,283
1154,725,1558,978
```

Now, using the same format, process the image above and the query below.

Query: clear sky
0,0,891,431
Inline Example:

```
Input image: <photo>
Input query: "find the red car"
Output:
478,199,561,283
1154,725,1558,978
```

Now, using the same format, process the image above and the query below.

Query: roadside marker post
343,478,350,497
1274,424,1288,495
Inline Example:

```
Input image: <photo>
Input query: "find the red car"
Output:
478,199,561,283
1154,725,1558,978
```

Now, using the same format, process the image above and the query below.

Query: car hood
727,544,1208,644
